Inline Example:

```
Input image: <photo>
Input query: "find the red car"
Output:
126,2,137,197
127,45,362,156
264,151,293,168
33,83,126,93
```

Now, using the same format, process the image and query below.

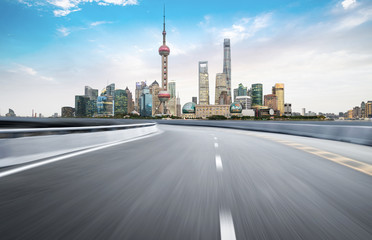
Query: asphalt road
0,125,371,240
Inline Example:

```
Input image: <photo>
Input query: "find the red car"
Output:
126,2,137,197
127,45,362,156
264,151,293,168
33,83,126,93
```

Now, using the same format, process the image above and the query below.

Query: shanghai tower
223,39,231,104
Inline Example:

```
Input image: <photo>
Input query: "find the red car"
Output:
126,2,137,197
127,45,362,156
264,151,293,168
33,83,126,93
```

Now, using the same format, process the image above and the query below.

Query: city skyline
1,0,372,116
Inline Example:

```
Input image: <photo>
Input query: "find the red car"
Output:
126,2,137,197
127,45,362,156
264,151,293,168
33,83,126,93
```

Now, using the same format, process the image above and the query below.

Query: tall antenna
163,4,165,31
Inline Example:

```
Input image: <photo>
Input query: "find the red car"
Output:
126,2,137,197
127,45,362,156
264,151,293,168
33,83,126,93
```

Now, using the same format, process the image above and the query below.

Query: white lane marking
220,209,237,240
0,131,161,179
215,142,219,148
216,155,223,171
214,137,218,140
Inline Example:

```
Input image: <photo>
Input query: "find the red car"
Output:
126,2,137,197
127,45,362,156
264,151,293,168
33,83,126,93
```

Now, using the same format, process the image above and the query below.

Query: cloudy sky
0,0,371,116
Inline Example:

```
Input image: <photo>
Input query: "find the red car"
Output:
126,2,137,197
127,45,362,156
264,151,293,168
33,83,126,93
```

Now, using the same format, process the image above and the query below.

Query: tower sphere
158,91,170,102
159,45,170,56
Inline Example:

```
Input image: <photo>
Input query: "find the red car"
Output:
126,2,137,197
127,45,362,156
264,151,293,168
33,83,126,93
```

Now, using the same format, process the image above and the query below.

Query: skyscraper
125,87,134,113
168,81,177,116
199,61,209,105
215,73,227,105
135,81,147,112
234,83,247,102
75,95,90,117
140,87,152,117
223,39,231,104
150,80,162,115
274,83,284,116
85,86,98,100
251,83,263,106
114,89,128,115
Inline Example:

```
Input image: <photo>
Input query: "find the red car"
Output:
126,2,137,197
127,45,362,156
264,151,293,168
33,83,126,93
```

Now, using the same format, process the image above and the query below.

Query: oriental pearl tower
157,7,171,115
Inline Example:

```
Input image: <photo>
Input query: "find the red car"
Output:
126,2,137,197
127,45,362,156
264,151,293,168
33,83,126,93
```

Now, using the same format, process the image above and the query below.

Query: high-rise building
199,61,209,105
140,87,152,117
135,81,147,112
365,101,372,118
85,86,98,100
168,81,177,116
352,106,361,119
274,83,284,116
75,95,90,117
114,89,128,115
168,81,176,98
223,39,231,103
218,91,230,105
150,80,162,115
234,83,248,102
251,83,263,106
264,94,278,110
125,87,134,113
192,97,197,104
361,101,366,118
215,73,227,105
106,83,115,96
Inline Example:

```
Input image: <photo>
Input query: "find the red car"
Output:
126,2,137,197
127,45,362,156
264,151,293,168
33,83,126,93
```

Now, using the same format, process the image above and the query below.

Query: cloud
220,13,272,42
18,65,37,76
90,21,112,27
342,0,357,10
19,0,138,16
47,0,138,17
57,26,71,36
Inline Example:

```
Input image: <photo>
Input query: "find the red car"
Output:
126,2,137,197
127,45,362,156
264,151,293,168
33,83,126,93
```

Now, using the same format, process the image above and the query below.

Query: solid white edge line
220,209,237,240
216,154,223,171
0,130,162,179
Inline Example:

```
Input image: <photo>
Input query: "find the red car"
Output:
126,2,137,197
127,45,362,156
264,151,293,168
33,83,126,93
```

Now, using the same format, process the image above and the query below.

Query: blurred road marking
0,131,161,179
219,209,236,240
216,155,223,171
215,143,219,148
214,137,218,140
254,134,372,176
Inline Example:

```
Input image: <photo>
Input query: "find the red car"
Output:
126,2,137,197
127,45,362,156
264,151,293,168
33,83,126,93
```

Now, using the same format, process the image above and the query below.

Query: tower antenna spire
162,4,166,45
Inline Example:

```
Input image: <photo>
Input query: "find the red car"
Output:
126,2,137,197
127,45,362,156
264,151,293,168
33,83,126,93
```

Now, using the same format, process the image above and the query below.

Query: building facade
251,83,263,106
234,83,248,102
236,96,252,110
215,73,227,105
195,104,230,119
274,83,284,116
284,103,292,116
199,61,209,105
114,89,128,115
264,94,278,110
223,38,231,103
365,101,372,118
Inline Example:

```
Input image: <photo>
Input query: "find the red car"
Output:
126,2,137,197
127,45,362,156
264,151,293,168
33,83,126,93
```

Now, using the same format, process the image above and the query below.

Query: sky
0,0,371,116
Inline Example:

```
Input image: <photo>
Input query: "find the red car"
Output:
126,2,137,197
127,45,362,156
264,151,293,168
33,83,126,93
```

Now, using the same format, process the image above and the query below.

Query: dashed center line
216,155,223,171
219,209,237,240
214,137,218,140
215,142,219,148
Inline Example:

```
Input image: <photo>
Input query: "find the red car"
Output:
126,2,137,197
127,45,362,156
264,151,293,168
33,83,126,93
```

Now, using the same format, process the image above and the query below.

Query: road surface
0,125,371,239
